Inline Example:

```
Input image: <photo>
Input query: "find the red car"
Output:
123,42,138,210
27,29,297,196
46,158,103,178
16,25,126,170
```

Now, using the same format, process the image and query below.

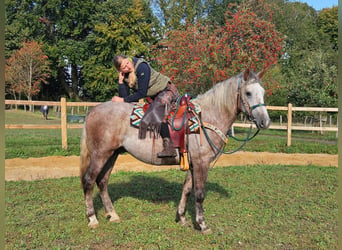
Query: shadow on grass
94,174,231,227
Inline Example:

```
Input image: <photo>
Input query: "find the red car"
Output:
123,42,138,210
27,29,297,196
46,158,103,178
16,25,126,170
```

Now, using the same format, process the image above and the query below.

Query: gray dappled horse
80,69,270,233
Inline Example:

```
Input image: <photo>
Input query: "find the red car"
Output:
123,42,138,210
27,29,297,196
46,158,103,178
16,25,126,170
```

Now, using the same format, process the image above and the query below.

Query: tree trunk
71,64,80,100
12,90,17,110
28,95,33,112
58,66,73,98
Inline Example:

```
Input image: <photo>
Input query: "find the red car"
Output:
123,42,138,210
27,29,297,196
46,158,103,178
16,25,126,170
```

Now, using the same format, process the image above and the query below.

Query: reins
170,77,264,155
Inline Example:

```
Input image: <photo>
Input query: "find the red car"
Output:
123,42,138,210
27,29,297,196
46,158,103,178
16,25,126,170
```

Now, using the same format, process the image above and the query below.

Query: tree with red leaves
152,1,284,95
5,41,51,110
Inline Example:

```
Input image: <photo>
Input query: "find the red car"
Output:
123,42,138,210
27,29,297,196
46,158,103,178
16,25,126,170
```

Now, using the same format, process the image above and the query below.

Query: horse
80,68,270,233
40,105,49,120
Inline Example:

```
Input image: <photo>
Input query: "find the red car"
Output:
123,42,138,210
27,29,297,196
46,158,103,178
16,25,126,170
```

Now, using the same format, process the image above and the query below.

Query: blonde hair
113,55,137,88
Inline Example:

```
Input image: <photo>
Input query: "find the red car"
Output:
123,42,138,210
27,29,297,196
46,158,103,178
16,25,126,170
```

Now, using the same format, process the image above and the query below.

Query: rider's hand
111,96,124,102
118,72,125,84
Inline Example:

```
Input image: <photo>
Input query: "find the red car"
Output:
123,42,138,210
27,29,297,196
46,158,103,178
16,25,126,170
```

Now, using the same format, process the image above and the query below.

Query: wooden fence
5,98,338,149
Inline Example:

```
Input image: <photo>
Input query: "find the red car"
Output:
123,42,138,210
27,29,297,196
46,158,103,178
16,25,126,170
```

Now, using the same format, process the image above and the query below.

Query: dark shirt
118,57,151,102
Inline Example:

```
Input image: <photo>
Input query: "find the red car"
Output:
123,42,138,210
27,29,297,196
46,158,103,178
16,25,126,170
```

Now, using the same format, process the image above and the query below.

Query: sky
290,0,338,10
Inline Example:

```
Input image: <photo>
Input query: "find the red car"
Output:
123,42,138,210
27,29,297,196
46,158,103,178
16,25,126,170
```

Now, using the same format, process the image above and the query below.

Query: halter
237,78,266,121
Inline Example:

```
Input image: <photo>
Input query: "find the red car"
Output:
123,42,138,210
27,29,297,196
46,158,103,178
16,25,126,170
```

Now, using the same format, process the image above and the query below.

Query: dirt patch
5,152,338,181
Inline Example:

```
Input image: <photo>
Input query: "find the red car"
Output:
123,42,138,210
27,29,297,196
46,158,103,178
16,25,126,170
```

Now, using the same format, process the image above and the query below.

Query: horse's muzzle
254,116,271,129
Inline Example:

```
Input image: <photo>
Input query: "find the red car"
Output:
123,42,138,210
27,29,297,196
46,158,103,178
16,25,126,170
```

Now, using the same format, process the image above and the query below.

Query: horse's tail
80,122,90,182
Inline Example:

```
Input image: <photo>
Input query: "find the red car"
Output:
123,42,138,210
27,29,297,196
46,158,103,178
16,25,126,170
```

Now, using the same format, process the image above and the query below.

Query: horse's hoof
88,215,99,229
106,213,121,223
202,228,212,235
88,221,99,229
109,217,121,223
178,220,189,227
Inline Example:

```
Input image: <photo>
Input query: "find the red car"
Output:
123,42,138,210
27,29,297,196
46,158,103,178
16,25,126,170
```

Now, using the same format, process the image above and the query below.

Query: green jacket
132,58,170,97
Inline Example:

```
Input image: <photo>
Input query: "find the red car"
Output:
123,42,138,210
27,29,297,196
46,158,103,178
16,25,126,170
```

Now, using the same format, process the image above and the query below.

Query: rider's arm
121,62,150,103
118,82,130,98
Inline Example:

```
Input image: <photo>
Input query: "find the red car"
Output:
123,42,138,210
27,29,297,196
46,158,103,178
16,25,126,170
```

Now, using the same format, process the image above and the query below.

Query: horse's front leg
176,170,193,226
193,163,212,234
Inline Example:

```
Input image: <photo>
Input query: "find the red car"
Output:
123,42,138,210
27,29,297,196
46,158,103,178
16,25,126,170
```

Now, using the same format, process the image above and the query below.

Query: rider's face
119,58,133,73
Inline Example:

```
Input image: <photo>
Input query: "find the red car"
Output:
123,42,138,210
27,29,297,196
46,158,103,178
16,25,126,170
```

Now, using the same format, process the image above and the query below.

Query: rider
111,55,179,158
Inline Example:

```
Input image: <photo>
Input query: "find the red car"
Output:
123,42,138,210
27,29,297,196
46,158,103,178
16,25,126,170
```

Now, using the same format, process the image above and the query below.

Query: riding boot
157,138,177,158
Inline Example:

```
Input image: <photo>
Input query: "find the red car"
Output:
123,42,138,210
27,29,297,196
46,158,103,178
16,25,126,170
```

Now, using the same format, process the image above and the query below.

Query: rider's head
113,55,136,88
113,55,134,74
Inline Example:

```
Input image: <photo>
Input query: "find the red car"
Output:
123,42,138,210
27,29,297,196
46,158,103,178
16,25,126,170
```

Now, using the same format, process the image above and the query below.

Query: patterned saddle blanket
130,99,201,134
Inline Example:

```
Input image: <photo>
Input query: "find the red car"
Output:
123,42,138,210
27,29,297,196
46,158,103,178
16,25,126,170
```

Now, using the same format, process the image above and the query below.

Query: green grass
227,128,337,154
5,109,62,124
5,129,81,158
5,110,82,158
6,165,337,249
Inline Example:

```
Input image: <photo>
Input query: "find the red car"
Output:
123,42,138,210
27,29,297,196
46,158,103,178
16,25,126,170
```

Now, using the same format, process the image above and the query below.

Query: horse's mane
195,74,242,116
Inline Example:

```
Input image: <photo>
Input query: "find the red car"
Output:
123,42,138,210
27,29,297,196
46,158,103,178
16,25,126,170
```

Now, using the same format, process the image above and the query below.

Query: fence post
61,97,68,150
287,103,292,146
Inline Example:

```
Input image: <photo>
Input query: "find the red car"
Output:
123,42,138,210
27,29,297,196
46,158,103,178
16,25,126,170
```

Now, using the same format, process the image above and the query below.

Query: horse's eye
246,91,251,97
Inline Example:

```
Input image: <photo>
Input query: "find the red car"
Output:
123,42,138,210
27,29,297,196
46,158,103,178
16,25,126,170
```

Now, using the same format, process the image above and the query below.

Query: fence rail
5,98,338,149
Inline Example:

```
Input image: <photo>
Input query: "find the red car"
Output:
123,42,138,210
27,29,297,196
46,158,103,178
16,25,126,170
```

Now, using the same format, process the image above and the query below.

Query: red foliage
5,40,51,100
152,1,284,94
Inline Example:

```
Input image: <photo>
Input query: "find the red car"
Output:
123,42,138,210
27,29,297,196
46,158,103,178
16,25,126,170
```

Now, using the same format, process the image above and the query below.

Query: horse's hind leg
82,164,100,228
81,152,113,228
96,151,121,223
176,170,193,226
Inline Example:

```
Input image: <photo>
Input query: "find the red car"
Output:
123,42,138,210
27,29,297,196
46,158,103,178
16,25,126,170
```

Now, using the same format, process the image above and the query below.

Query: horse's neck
195,96,238,134
195,78,239,133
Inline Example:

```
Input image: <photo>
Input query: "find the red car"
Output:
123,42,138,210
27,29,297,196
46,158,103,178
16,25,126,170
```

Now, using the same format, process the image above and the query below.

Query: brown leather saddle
130,95,200,155
168,95,194,154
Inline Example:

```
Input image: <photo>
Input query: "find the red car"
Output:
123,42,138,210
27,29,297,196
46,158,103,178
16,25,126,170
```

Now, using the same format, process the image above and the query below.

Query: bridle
237,78,266,122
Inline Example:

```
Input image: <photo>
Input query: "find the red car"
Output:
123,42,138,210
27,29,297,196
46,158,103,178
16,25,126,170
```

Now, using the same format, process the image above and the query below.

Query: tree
318,6,338,51
36,0,96,100
5,0,91,100
5,41,51,110
271,2,338,107
287,50,337,107
152,1,284,95
149,0,201,32
5,0,39,57
149,0,240,34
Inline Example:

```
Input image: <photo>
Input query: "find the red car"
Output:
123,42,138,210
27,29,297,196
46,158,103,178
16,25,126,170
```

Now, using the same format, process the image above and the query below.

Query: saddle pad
130,103,145,127
130,100,201,133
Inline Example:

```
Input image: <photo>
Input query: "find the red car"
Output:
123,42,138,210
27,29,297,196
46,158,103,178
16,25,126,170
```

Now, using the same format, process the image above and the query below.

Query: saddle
130,95,201,170
168,95,194,149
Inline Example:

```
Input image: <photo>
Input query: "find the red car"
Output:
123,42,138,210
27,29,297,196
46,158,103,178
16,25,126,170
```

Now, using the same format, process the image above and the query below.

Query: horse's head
237,68,270,129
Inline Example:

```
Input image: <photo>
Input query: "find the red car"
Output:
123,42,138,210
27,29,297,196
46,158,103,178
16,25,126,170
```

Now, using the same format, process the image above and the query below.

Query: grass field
5,109,338,249
6,165,337,249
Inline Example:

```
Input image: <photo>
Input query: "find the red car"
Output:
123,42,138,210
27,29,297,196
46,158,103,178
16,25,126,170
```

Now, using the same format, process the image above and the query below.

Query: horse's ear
258,68,266,79
243,68,250,81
